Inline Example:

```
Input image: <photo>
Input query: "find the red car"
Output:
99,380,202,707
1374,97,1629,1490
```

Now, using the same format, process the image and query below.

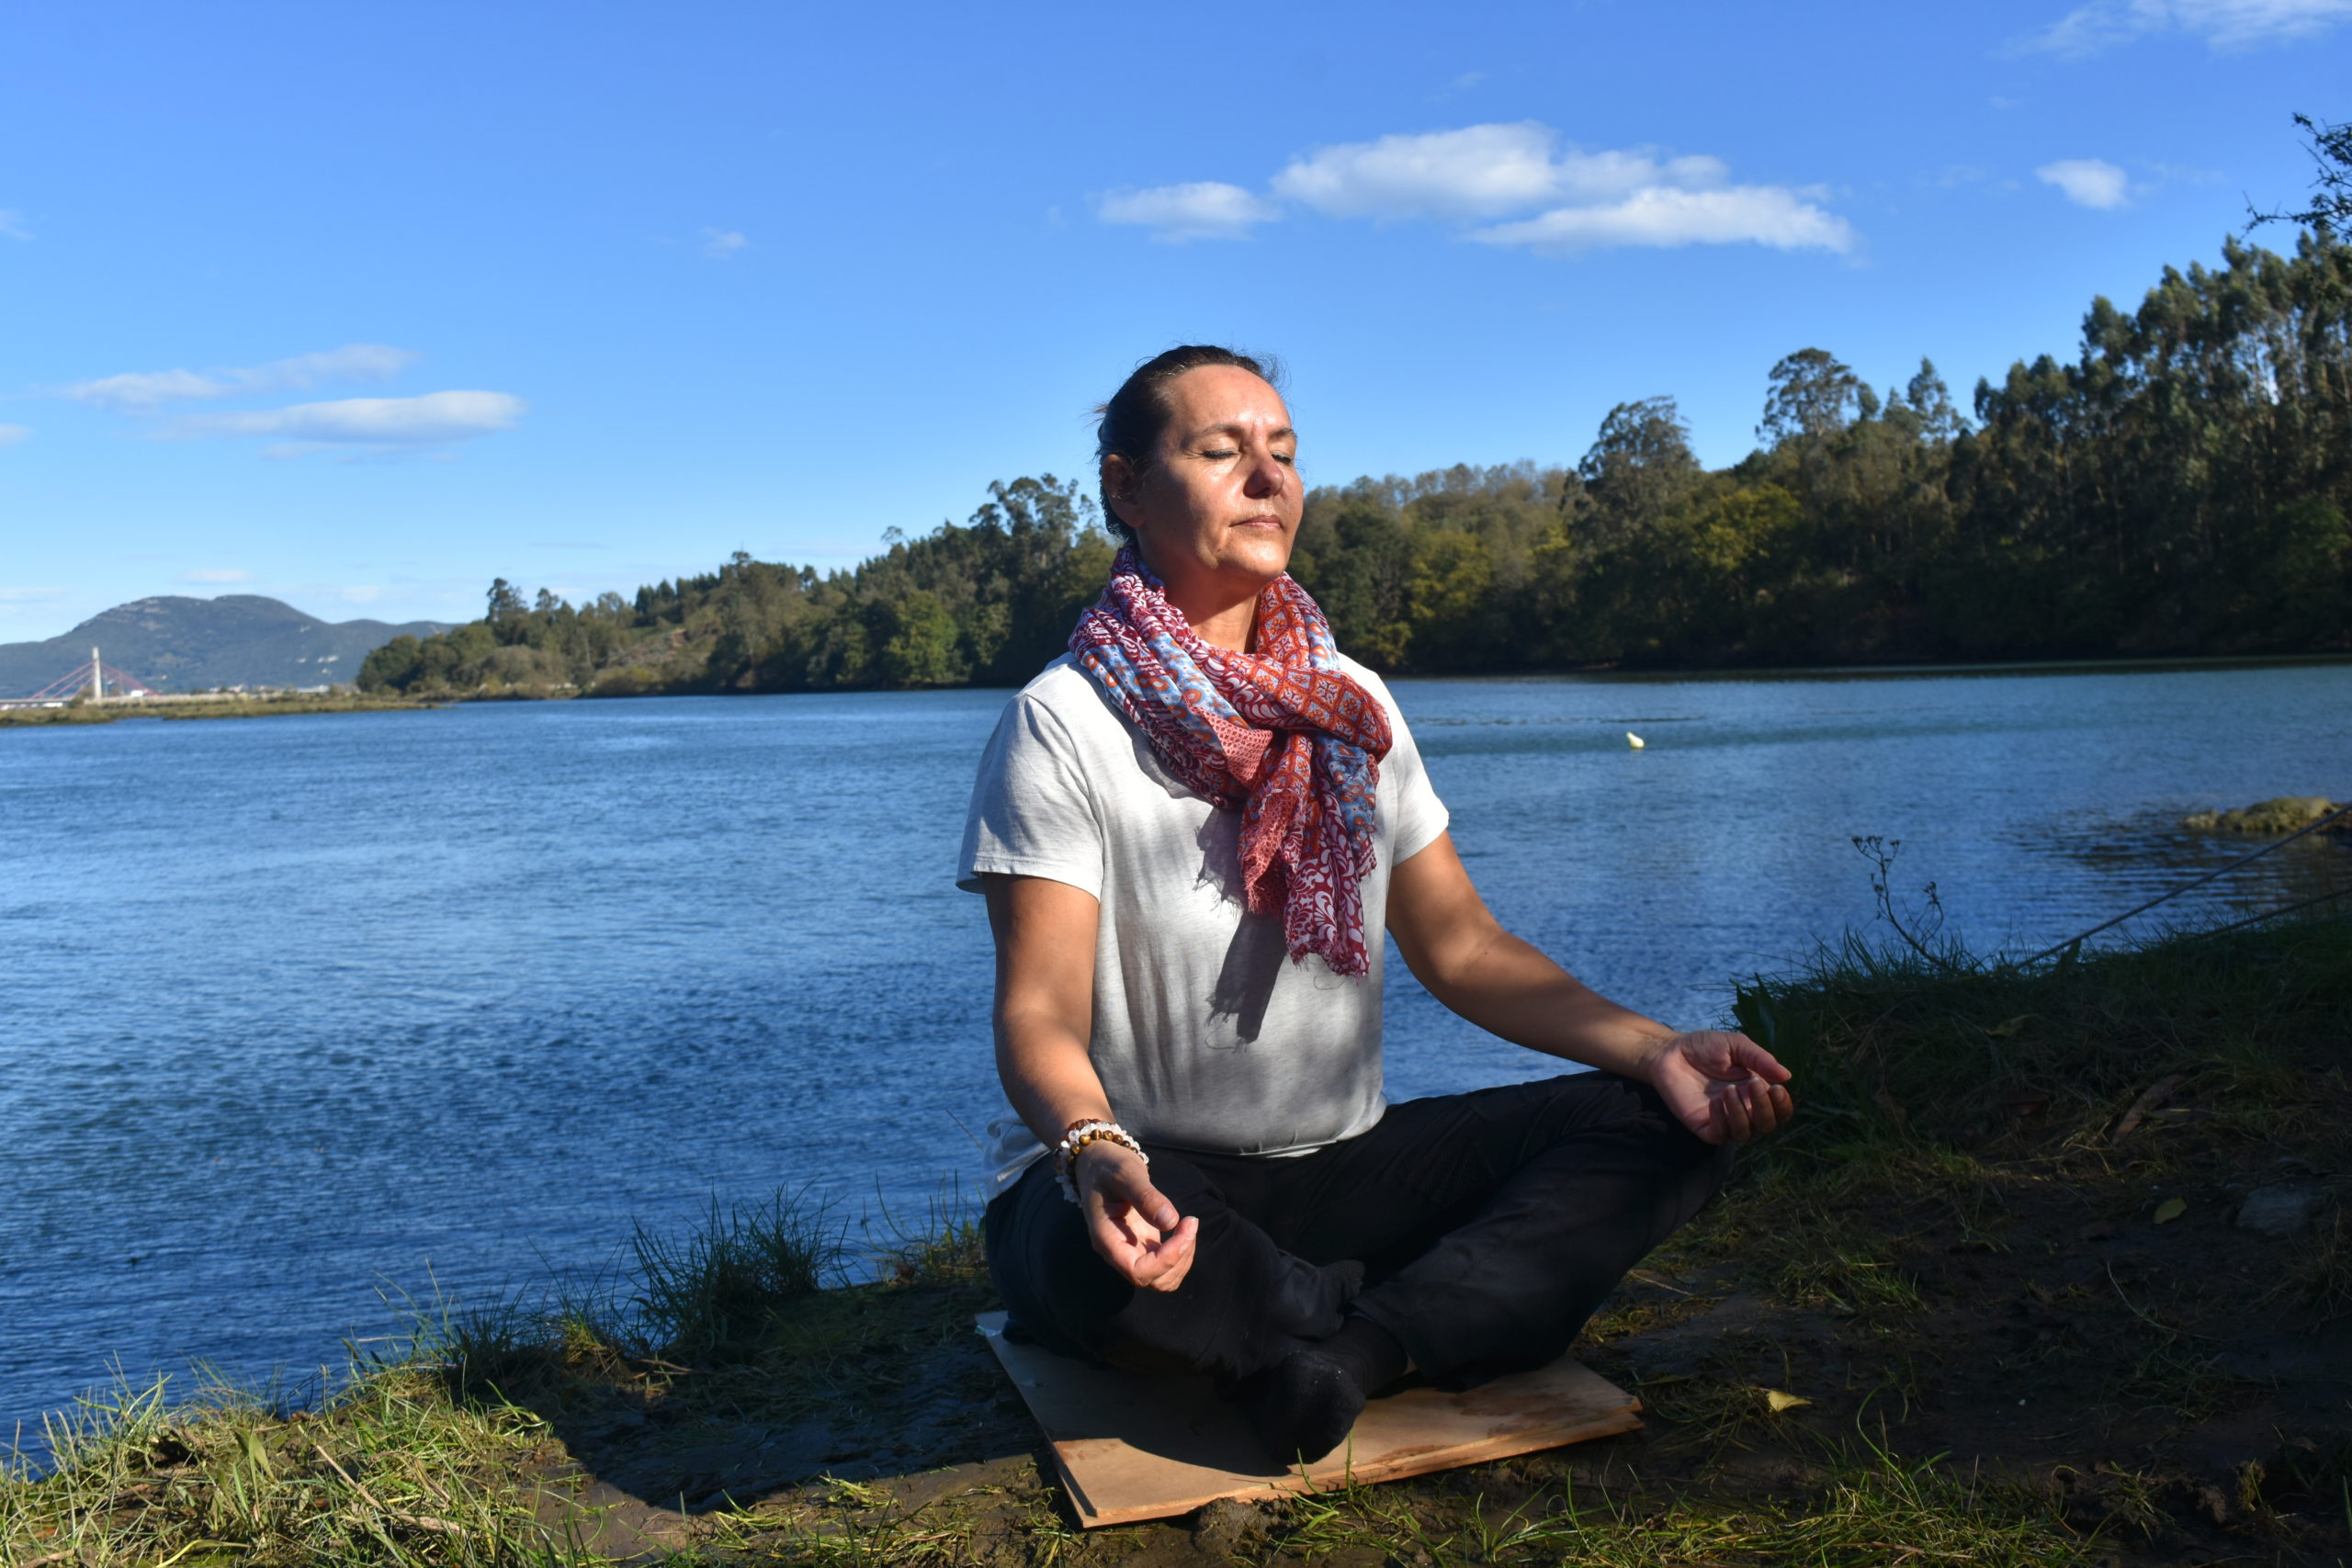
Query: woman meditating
958,345,1793,1465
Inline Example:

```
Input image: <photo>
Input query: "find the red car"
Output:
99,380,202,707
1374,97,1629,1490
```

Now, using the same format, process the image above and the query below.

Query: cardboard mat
978,1311,1641,1527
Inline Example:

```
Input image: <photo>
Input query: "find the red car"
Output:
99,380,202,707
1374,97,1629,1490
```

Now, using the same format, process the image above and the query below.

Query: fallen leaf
2154,1197,2188,1224
1984,1015,2031,1039
2112,1074,2186,1140
1761,1388,1811,1413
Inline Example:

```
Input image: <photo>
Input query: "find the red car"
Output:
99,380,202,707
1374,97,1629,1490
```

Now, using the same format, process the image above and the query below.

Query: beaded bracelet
1052,1119,1148,1203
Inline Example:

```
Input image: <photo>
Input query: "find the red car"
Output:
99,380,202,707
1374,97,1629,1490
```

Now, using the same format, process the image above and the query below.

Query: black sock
1234,1316,1408,1466
1319,1314,1409,1396
1236,1348,1362,1466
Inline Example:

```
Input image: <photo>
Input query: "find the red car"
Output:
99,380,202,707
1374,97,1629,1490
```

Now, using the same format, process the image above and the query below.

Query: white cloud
250,344,419,389
1104,122,1852,257
0,423,29,448
0,210,28,241
66,368,225,410
1270,123,1736,220
1273,123,1566,219
2020,0,2352,53
1470,185,1857,254
700,228,749,259
63,344,421,412
1095,182,1280,242
2037,157,2132,208
165,390,528,452
180,569,254,583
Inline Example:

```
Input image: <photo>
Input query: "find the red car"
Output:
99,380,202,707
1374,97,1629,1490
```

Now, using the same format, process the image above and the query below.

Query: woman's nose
1241,449,1288,498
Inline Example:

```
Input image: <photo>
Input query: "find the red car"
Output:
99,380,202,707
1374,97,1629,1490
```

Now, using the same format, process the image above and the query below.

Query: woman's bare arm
1385,833,1793,1144
980,872,1197,1291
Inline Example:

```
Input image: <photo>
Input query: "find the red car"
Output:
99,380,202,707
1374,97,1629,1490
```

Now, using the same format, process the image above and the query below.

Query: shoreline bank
0,693,441,728
379,648,2352,705
8,909,2348,1564
11,649,2348,724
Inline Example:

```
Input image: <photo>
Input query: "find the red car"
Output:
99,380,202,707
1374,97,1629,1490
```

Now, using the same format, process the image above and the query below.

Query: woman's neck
1177,592,1258,652
1144,553,1262,653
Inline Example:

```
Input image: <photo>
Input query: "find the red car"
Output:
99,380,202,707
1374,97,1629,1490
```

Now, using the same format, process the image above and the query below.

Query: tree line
358,477,1116,697
360,226,2351,698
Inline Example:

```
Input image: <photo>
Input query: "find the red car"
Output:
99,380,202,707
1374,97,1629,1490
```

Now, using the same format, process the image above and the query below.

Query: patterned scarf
1069,547,1394,977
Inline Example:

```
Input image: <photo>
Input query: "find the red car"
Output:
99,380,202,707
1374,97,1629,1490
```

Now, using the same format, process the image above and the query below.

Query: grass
6,910,2349,1564
1265,1432,2101,1568
628,1190,849,1364
433,1185,859,1404
3,1365,583,1566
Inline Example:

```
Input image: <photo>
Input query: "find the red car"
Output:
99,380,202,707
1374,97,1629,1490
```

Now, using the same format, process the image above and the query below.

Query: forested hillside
360,228,2352,698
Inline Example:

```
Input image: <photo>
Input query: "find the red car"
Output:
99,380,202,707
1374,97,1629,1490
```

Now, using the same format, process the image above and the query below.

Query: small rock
2237,1183,2317,1237
2182,796,2343,835
1192,1496,1269,1556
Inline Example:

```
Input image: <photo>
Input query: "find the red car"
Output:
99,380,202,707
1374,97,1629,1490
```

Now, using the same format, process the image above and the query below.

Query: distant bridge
0,648,160,709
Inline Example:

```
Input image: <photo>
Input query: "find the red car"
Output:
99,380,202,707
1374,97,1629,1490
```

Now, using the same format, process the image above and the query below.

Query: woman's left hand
1644,1031,1795,1144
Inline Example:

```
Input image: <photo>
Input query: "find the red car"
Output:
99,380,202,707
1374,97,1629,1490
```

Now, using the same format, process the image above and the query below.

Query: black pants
983,1073,1730,1384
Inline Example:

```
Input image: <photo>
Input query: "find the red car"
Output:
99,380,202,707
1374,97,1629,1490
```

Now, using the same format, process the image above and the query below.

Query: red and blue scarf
1069,547,1394,976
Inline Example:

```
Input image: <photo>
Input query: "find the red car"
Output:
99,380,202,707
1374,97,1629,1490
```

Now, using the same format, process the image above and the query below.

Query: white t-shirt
957,652,1450,1192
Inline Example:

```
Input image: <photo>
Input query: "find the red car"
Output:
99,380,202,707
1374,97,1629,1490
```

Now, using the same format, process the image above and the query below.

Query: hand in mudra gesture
1645,1030,1795,1144
1074,1140,1199,1292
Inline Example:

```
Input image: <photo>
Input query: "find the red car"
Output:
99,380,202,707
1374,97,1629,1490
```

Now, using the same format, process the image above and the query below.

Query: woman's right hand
981,874,1196,1292
1074,1140,1197,1292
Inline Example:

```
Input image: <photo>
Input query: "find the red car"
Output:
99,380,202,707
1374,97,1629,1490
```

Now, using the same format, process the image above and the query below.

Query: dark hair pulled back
1095,345,1281,546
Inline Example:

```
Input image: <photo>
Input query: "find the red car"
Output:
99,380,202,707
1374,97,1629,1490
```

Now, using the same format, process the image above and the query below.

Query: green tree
356,635,424,693
1405,529,1497,669
876,591,967,686
2252,113,2351,230
1758,348,1864,449
1888,358,1965,445
485,578,526,634
1292,504,1415,666
1575,397,1702,549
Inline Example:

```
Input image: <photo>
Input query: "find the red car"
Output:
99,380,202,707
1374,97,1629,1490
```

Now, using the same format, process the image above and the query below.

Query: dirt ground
510,1043,2352,1566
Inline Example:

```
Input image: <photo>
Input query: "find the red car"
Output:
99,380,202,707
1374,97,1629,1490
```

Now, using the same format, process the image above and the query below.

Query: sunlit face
1104,366,1301,604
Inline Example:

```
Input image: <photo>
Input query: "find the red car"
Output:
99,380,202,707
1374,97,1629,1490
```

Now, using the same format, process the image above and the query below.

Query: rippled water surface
3,662,2347,1438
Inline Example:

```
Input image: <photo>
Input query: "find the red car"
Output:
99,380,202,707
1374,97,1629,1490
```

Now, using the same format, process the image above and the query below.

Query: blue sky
2,0,2346,638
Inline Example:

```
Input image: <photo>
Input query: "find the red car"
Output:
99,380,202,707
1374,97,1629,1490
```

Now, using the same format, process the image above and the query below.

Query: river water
2,661,2346,1441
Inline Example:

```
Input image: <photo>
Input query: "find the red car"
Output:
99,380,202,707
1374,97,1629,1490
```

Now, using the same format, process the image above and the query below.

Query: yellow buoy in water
1626,732,1645,750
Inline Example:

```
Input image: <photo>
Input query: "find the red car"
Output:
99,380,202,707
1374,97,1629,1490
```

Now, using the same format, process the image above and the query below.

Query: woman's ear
1102,454,1143,534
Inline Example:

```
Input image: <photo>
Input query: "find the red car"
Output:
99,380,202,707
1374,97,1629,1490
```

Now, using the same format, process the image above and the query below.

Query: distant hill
0,595,457,696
